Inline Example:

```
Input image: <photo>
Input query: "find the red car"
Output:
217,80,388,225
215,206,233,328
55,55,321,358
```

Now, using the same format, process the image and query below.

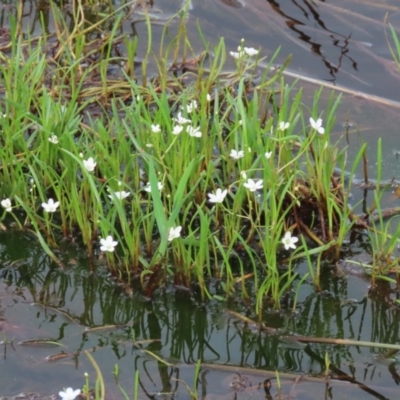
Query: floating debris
84,324,127,333
45,352,75,362
18,338,65,347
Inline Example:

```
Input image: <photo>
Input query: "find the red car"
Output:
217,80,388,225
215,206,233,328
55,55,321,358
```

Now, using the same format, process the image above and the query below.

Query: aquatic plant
0,0,396,315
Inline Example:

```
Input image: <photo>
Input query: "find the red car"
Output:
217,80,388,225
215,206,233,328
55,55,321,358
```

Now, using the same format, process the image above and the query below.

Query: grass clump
0,0,392,313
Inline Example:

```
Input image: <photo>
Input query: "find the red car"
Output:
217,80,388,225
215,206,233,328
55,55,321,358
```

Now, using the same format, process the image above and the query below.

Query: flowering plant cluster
0,23,345,314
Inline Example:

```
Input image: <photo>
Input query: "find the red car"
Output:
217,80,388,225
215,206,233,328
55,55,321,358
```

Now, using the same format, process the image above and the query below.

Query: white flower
206,93,211,102
173,112,191,125
59,388,81,400
83,157,96,172
151,124,161,133
48,134,58,144
186,101,198,113
187,125,202,138
168,226,182,242
309,117,325,134
230,149,244,160
100,235,118,252
172,125,183,135
230,51,244,59
243,179,263,192
230,46,258,58
108,190,130,201
42,198,60,212
1,198,12,212
208,188,228,203
265,151,272,159
144,181,163,192
281,231,299,250
244,47,259,56
278,121,290,131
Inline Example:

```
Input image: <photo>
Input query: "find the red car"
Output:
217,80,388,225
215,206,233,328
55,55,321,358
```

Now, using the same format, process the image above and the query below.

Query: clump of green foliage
0,0,395,314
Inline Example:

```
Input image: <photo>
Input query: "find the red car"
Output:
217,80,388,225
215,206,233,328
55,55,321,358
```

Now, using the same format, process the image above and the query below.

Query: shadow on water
191,0,400,100
1,0,399,100
1,233,400,398
1,0,400,398
266,0,361,83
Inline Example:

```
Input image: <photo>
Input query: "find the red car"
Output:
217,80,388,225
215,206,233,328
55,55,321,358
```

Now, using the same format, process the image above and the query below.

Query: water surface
1,233,400,399
2,1,400,399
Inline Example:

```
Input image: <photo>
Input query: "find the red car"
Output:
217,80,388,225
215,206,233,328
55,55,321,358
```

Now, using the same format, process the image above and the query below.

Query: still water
1,233,400,398
1,1,400,399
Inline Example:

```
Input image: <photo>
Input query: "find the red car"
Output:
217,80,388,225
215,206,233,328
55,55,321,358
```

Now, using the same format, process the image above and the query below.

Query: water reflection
2,0,400,99
1,234,400,398
256,0,400,94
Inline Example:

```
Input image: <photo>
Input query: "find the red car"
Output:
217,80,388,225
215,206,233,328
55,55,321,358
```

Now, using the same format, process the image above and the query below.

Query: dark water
1,233,400,399
2,1,400,399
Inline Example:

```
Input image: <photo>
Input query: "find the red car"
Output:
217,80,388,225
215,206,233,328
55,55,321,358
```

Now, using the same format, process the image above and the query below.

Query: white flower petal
282,231,299,250
100,235,118,252
172,125,183,135
1,198,12,212
108,190,130,201
278,121,290,131
244,47,259,56
187,125,202,137
230,50,244,59
168,226,182,242
186,101,198,113
151,124,161,133
42,198,60,213
173,112,191,125
83,157,96,172
208,188,228,203
59,388,81,400
243,179,263,192
310,117,325,134
48,134,58,144
230,149,244,160
144,182,163,193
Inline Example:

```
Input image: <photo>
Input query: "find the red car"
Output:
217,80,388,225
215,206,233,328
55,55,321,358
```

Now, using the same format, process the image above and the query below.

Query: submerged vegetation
1,0,400,317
